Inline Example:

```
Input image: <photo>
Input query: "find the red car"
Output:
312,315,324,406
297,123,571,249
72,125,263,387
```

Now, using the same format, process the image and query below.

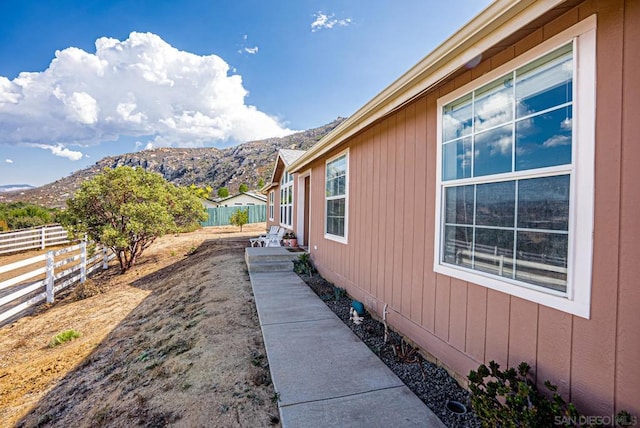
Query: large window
435,18,595,317
325,150,348,242
268,191,274,221
280,172,293,227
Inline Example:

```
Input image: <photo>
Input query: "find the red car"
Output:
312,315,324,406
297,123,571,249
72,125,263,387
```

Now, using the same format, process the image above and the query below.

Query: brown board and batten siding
305,0,639,416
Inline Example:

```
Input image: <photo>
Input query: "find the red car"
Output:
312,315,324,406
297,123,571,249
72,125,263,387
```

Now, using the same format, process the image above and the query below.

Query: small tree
229,208,249,231
217,187,229,198
60,166,207,273
239,183,249,193
257,178,265,188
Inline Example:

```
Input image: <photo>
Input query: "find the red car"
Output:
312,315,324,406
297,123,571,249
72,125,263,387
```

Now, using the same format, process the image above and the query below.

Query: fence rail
201,205,266,227
0,224,70,254
0,241,115,324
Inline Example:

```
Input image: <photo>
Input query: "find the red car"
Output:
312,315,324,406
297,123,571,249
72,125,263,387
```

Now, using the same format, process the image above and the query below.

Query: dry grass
0,223,280,427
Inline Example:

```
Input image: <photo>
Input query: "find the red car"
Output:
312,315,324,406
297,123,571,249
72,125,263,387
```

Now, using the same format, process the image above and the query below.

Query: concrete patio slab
252,288,335,325
262,317,405,406
280,386,444,428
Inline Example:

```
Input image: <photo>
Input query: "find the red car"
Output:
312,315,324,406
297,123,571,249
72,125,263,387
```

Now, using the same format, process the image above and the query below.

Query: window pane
327,198,345,216
443,137,472,181
445,185,474,225
327,216,345,236
326,176,346,197
443,225,473,268
474,75,514,132
443,94,472,142
515,106,572,171
474,124,513,177
516,44,572,118
518,175,570,231
476,181,515,227
327,197,345,237
515,231,568,292
327,156,347,180
474,228,514,278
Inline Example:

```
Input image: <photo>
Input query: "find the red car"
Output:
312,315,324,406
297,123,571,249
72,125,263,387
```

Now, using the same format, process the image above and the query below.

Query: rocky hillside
0,118,346,208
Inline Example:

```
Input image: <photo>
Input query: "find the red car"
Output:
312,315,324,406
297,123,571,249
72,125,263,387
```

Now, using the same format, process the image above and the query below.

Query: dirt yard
0,223,280,428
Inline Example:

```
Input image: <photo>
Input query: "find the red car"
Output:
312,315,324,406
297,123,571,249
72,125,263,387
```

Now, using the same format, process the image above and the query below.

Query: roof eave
288,0,566,172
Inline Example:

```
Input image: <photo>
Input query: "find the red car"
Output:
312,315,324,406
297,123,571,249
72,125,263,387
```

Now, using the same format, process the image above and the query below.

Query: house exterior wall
217,194,266,207
306,0,639,416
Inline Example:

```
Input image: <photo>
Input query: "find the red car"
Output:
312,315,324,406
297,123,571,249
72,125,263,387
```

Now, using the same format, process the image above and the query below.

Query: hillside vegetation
0,202,59,231
0,118,345,208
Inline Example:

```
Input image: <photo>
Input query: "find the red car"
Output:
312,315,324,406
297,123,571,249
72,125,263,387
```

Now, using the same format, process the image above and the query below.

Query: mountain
0,118,346,208
0,184,35,193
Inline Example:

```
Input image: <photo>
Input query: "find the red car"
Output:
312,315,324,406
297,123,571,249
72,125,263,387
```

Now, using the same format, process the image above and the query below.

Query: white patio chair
250,226,280,247
265,227,286,247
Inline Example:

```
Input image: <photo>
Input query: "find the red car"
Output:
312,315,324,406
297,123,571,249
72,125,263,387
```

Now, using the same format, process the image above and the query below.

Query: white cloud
238,34,259,55
28,143,84,161
0,32,294,150
5,159,13,163
543,134,571,148
311,12,352,32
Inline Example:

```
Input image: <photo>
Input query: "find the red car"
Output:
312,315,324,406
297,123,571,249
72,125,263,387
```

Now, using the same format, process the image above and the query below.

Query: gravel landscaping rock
298,274,481,428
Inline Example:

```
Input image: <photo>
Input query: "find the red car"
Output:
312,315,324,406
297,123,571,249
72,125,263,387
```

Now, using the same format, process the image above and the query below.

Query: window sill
324,233,348,245
434,262,590,319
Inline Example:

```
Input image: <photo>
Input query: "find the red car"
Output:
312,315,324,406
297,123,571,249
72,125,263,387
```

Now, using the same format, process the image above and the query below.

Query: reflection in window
474,76,514,132
516,43,573,118
443,93,472,141
442,177,570,292
440,43,574,293
474,125,512,177
443,138,472,180
476,181,515,227
516,107,572,170
442,43,573,181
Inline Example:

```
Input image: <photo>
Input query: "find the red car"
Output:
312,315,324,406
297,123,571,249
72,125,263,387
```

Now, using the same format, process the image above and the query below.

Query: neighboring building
271,0,639,417
262,149,307,240
202,198,221,209
215,192,267,207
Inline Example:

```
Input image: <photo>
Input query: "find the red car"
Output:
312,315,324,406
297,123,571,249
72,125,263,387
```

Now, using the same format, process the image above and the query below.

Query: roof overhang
289,0,570,172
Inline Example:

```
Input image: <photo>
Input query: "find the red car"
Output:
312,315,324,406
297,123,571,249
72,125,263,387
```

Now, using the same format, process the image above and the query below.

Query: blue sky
0,0,492,187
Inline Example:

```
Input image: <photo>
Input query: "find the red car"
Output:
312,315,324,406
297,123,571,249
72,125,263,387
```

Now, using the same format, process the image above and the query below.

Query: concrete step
247,260,294,273
244,247,306,264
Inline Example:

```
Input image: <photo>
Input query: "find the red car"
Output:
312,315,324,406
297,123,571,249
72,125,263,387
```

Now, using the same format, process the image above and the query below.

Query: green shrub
49,330,82,347
293,253,316,277
0,202,58,230
468,361,580,427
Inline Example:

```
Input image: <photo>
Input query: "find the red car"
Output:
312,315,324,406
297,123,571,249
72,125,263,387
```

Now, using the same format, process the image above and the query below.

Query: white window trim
296,169,312,247
280,172,293,228
324,149,349,244
268,190,274,221
434,16,596,319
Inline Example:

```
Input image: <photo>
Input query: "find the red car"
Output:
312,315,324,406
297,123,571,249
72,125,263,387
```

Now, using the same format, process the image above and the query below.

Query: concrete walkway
246,249,445,427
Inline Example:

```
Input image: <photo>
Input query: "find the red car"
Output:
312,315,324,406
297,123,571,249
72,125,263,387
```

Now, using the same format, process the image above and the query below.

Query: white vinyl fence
0,241,115,324
0,224,70,254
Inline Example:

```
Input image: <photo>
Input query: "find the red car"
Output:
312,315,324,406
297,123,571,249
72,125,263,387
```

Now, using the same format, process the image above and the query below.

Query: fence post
45,250,54,303
41,226,46,250
80,240,87,283
101,246,107,269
